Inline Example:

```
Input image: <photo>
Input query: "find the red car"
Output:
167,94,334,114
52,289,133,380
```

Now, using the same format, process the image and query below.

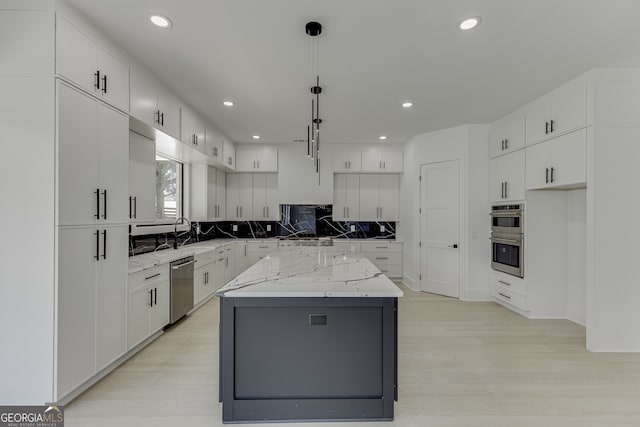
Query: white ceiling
67,0,640,144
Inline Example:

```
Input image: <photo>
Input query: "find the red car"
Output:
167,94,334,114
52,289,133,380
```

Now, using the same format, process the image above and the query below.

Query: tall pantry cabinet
0,4,129,405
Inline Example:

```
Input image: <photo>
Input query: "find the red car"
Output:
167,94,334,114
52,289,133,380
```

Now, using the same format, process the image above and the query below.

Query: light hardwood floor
66,284,640,426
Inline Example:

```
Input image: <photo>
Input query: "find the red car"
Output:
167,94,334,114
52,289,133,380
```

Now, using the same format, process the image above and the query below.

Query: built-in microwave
490,204,523,235
490,233,524,278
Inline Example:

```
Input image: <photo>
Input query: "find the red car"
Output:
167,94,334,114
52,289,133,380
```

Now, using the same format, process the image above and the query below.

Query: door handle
102,74,107,94
95,229,100,261
448,243,458,249
545,168,549,184
149,289,153,307
102,189,107,219
102,229,107,259
94,70,100,90
550,120,555,133
129,196,132,219
504,181,508,199
550,167,555,183
545,121,549,135
95,188,100,219
153,287,157,305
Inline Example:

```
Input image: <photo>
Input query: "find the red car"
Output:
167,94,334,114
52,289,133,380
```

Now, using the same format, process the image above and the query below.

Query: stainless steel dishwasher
170,256,195,324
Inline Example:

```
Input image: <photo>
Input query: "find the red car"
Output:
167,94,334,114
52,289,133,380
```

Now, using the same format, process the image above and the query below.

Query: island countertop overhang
215,246,403,298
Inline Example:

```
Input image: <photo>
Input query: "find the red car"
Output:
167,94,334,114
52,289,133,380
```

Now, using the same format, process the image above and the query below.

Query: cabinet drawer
195,249,216,267
489,271,526,296
490,283,527,311
129,264,169,292
360,242,402,253
375,264,402,279
363,252,402,265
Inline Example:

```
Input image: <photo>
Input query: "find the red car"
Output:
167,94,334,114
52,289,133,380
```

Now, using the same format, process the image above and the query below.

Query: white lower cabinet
235,241,250,275
57,225,128,399
194,249,217,305
489,270,527,312
360,241,403,278
127,266,170,350
331,241,362,253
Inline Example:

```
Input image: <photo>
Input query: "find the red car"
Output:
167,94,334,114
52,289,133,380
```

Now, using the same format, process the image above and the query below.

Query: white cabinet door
157,88,181,139
381,151,403,172
333,151,362,172
130,67,158,128
128,286,151,349
129,131,156,223
235,242,249,275
526,78,586,145
206,166,218,220
265,173,279,220
181,107,206,154
361,149,402,172
236,148,278,172
490,149,525,202
98,47,129,111
96,226,128,371
149,280,170,334
194,265,211,306
56,16,97,95
526,129,586,190
359,174,380,221
252,173,269,220
97,102,129,224
549,128,587,188
57,82,99,226
490,114,525,158
379,174,400,220
333,174,360,221
207,131,223,162
57,227,97,398
216,169,227,220
525,139,553,190
223,138,236,170
56,16,129,112
227,173,253,220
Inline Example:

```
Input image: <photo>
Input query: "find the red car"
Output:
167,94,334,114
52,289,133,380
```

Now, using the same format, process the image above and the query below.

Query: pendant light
306,21,322,185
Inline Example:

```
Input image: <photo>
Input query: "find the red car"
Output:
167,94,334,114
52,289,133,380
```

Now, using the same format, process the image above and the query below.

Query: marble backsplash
129,204,396,256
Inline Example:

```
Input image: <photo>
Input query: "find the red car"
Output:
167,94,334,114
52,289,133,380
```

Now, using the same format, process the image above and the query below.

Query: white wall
398,124,490,299
567,189,586,325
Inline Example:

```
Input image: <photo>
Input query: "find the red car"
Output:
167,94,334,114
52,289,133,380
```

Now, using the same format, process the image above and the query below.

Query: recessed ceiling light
150,14,172,28
379,136,388,140
459,16,481,31
223,101,235,107
252,135,260,139
402,102,413,108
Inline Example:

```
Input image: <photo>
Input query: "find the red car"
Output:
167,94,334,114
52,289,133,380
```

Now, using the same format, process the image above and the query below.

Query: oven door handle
489,212,522,217
490,237,522,245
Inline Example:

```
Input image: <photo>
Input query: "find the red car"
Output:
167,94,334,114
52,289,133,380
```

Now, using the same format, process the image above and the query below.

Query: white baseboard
461,289,491,301
567,309,586,327
401,275,419,292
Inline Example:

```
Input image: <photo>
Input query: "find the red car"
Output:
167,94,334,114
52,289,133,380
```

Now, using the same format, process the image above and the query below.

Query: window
155,154,183,221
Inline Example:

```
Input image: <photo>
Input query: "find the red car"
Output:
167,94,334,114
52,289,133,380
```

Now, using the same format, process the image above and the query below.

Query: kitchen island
215,245,403,423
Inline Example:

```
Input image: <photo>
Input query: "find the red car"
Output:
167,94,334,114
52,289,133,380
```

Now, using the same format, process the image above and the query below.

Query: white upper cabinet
489,149,525,203
489,113,525,158
252,173,279,221
333,174,360,221
191,165,226,221
361,149,403,172
333,151,362,172
226,173,253,220
526,128,586,190
181,106,206,154
236,148,278,172
56,15,129,112
526,77,587,146
205,128,223,163
223,138,236,170
130,67,181,139
57,81,129,226
359,174,400,221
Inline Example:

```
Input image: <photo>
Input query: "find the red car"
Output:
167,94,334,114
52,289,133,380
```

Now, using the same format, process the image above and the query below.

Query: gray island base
216,246,403,423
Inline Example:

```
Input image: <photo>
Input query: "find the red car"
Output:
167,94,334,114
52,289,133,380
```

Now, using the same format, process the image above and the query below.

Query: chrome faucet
173,217,191,249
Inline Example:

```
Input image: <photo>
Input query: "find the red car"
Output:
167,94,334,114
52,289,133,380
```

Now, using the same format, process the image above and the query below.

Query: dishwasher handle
171,260,196,269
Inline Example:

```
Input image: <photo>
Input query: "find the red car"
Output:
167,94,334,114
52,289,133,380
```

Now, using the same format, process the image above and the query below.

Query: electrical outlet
350,225,356,232
232,224,238,232
380,225,385,233
267,224,272,231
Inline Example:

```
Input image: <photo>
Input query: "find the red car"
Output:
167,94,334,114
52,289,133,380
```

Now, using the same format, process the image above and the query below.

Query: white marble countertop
215,246,403,298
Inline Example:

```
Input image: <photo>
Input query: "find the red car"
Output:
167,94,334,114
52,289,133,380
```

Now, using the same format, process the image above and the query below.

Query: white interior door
420,160,460,298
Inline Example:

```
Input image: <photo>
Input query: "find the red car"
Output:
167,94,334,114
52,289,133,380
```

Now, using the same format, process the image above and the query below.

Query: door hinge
419,274,422,280
419,242,421,247
419,175,422,181
419,208,422,214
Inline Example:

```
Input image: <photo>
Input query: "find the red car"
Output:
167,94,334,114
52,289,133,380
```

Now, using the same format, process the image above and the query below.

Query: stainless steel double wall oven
490,204,524,278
